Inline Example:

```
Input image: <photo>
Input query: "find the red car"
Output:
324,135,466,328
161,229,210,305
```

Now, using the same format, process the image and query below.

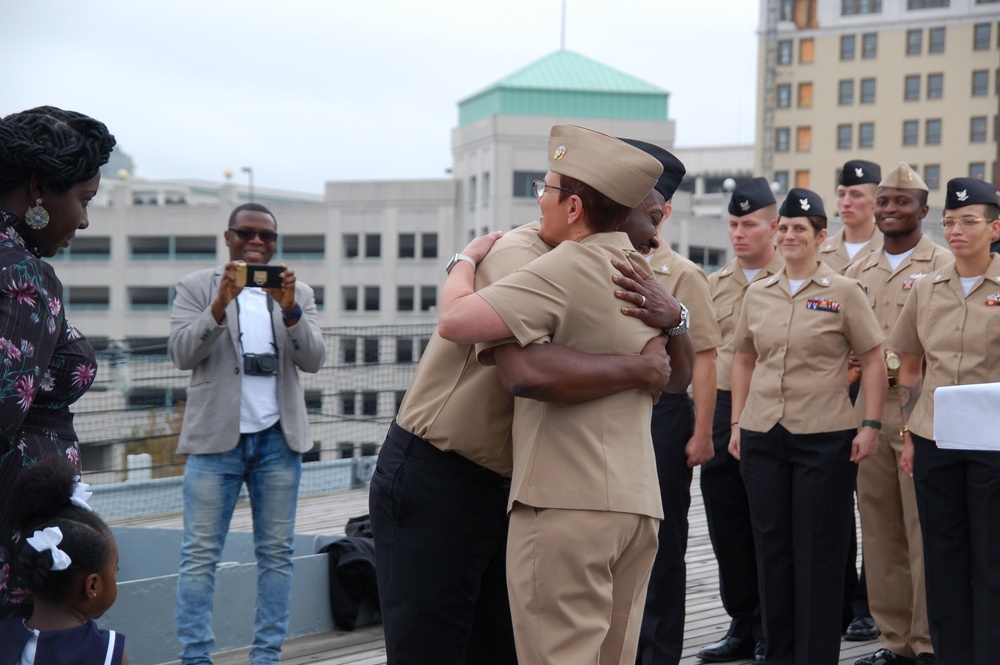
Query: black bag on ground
319,514,380,631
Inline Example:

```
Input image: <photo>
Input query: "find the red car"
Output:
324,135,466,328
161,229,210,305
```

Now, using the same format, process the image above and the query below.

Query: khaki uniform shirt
844,235,952,422
396,222,547,476
820,226,883,274
888,254,1000,440
648,243,723,354
708,253,785,391
732,261,884,434
477,232,663,519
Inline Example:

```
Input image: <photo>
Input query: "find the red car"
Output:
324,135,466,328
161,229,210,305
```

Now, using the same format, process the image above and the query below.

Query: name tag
806,298,841,313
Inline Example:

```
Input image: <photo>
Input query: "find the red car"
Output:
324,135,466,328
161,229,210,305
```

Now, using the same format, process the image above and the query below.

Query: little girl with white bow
0,456,128,665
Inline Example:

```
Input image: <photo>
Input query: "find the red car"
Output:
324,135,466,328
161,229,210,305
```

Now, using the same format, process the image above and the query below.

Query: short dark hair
982,203,1000,222
915,190,928,208
12,457,114,604
806,215,827,232
558,175,632,233
0,106,116,194
228,202,277,228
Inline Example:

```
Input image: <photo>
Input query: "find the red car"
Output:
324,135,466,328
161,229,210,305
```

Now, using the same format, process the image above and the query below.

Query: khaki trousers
856,397,932,658
507,504,659,665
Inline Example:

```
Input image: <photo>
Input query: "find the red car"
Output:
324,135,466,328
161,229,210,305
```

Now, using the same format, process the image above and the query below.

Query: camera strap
234,291,278,357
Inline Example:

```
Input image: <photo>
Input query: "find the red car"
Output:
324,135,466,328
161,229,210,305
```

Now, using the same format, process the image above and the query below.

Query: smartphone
234,262,284,288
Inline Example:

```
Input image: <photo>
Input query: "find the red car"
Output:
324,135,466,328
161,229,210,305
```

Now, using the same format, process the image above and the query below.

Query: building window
420,286,436,311
907,29,922,55
970,162,987,180
908,0,949,6
796,126,812,152
313,286,325,311
859,122,875,148
839,79,854,105
777,84,792,108
928,27,945,53
926,119,942,145
363,338,379,364
397,286,414,311
842,0,882,13
862,33,878,58
482,172,491,202
396,337,414,363
860,78,876,103
343,234,359,258
398,233,415,258
795,170,811,188
798,82,813,107
513,171,546,197
364,286,380,311
128,287,172,310
469,176,477,209
362,392,378,416
974,24,991,50
54,236,111,260
924,164,941,190
903,120,919,145
904,75,920,100
364,234,381,258
687,246,726,270
776,127,790,152
279,235,324,260
129,236,169,259
971,117,988,143
340,392,355,416
774,171,789,194
780,0,794,20
838,124,853,150
778,40,793,65
841,34,856,60
65,286,110,310
342,286,358,311
927,73,943,98
799,38,815,63
341,337,357,364
972,70,989,96
421,233,438,259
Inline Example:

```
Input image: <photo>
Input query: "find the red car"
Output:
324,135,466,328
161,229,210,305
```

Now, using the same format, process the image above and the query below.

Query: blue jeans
175,423,302,665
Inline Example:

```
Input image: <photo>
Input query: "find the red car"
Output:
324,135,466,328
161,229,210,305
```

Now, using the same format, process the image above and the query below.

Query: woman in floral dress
0,106,115,619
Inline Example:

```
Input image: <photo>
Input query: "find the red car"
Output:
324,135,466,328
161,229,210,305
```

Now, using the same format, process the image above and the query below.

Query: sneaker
845,616,881,641
854,648,916,665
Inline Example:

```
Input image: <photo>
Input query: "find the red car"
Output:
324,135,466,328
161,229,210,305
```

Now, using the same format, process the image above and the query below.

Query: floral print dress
0,209,97,619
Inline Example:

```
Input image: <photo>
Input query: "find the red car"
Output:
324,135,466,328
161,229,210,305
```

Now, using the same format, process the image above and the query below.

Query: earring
25,198,49,230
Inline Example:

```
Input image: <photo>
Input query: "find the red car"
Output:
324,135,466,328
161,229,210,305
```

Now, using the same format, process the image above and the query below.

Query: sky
2,1,760,194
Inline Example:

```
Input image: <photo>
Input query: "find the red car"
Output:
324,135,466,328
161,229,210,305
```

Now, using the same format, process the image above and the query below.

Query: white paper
933,383,1000,451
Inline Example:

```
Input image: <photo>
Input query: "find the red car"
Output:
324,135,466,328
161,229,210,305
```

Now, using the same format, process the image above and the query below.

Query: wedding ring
639,295,646,308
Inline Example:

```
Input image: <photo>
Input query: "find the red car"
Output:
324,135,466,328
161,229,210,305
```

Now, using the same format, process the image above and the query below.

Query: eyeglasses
228,227,278,242
532,179,574,199
940,217,989,229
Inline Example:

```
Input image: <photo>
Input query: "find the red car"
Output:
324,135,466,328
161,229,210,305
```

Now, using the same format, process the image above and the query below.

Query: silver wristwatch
445,253,476,274
664,302,690,336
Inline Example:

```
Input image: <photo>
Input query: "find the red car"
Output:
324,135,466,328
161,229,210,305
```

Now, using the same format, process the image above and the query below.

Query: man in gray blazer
169,202,325,665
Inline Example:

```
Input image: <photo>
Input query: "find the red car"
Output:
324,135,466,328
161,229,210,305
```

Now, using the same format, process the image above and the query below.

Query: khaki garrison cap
547,124,663,208
879,162,929,192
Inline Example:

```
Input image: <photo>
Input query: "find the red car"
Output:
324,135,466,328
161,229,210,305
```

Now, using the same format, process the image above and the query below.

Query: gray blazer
169,266,326,455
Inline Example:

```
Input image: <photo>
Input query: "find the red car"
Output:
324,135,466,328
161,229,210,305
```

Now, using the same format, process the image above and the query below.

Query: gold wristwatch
899,425,910,437
885,351,901,371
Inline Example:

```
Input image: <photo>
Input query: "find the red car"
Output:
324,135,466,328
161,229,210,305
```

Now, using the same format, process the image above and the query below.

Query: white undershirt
788,278,806,295
844,240,868,259
884,247,915,271
21,622,38,665
742,268,762,283
236,289,280,434
960,276,981,297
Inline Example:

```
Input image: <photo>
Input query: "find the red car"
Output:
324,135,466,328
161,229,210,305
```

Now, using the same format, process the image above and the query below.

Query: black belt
19,409,76,438
387,420,511,490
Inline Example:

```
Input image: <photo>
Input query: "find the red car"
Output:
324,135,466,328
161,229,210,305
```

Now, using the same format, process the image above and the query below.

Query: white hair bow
27,526,72,571
71,476,94,511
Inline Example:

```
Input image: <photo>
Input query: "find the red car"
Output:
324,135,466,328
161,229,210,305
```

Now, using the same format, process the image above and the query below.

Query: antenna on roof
560,0,567,50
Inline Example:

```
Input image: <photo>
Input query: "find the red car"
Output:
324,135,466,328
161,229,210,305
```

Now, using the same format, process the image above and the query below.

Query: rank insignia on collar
820,278,830,285
807,298,841,313
986,293,1000,306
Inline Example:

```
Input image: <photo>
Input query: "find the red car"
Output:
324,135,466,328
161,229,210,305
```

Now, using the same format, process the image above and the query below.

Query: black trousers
912,433,1000,665
700,390,761,642
740,424,856,665
636,392,695,665
369,421,516,665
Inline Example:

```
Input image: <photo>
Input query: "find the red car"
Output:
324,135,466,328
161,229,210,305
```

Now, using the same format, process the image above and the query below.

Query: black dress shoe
853,648,916,665
754,638,765,663
697,635,754,663
914,653,936,665
844,616,881,641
